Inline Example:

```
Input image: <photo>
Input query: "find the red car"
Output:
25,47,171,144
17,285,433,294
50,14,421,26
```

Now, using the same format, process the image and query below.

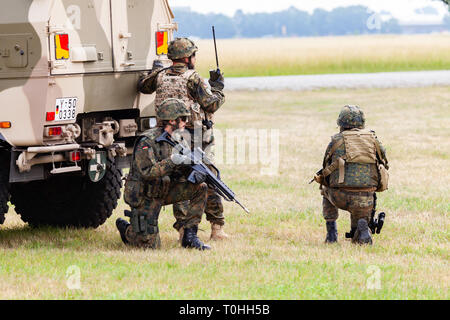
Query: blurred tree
311,9,332,36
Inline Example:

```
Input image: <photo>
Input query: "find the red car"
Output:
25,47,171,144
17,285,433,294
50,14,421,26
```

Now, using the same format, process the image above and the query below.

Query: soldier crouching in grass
116,99,210,251
137,37,229,242
312,105,389,245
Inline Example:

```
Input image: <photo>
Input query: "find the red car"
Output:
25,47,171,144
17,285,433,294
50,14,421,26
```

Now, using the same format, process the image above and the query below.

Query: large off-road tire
0,151,10,224
10,156,122,228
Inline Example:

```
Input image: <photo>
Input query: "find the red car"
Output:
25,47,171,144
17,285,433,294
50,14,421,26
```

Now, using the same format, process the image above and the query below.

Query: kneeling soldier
116,98,210,250
138,37,228,242
315,105,389,245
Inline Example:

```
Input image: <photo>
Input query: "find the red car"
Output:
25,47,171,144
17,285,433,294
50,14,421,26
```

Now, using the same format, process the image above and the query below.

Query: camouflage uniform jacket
138,62,225,129
124,127,190,204
323,129,389,189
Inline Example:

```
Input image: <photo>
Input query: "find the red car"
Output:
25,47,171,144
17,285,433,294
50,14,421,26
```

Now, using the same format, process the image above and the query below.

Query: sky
169,0,449,24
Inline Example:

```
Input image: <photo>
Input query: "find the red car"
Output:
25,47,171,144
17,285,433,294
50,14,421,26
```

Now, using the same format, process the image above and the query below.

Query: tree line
173,6,403,39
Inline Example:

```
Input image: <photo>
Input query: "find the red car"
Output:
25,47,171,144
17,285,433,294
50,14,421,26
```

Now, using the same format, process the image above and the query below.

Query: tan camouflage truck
0,0,177,228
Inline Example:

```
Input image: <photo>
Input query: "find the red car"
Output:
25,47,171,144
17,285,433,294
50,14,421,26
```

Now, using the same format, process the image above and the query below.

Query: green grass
0,86,449,299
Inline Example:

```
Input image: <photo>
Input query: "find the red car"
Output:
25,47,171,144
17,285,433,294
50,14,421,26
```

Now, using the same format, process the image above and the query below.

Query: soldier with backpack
312,105,389,245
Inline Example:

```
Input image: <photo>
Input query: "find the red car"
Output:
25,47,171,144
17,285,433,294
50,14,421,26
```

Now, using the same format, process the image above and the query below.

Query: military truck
0,0,177,228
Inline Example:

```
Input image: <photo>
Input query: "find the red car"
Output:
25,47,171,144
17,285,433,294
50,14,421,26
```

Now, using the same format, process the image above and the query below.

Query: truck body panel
0,0,174,147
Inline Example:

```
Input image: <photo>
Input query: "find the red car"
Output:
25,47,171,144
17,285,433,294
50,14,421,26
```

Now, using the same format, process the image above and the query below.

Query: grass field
0,86,449,299
194,34,450,77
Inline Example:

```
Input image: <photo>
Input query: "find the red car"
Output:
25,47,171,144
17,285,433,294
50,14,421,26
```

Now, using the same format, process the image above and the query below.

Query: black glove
188,170,207,184
152,59,164,70
202,119,214,130
209,69,224,90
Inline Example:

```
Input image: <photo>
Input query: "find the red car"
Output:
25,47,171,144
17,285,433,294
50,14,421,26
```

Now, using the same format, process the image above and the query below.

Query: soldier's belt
340,188,376,195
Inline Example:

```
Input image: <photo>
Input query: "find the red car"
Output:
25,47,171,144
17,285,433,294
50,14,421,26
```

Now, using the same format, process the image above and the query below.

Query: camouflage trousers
173,186,225,230
125,181,208,249
321,187,375,228
172,139,224,230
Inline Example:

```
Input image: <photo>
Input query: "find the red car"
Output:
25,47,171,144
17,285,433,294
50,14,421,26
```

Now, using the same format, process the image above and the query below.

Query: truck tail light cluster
46,126,62,136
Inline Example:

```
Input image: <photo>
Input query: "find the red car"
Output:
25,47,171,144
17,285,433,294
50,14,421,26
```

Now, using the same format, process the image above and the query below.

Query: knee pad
125,226,161,249
352,218,373,245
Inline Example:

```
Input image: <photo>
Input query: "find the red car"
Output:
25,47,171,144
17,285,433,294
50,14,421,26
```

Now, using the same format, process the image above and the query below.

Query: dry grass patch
194,34,450,77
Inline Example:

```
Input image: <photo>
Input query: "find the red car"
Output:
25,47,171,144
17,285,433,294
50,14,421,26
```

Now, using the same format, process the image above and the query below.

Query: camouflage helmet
337,105,366,129
157,98,191,121
167,37,198,60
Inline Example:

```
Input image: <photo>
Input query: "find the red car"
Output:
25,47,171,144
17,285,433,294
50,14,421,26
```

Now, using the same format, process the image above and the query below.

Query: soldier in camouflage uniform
138,37,229,241
318,105,389,245
116,98,210,250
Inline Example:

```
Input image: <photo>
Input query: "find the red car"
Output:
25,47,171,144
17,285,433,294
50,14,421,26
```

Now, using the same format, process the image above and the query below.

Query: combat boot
345,227,357,240
182,226,211,251
353,218,373,245
210,223,230,241
325,221,338,243
116,218,130,245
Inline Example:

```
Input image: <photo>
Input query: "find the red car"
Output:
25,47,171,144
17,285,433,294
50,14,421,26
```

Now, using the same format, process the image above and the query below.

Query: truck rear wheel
0,151,10,224
10,156,122,228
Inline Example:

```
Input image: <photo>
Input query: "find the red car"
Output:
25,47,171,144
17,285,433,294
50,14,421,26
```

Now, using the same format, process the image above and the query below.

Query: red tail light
70,151,81,162
47,127,62,136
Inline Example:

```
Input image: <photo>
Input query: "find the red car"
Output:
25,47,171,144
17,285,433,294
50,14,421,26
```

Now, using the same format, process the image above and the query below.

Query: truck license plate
55,97,77,121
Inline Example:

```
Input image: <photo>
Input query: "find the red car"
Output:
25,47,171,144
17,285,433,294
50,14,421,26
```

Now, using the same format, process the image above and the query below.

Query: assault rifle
156,131,250,214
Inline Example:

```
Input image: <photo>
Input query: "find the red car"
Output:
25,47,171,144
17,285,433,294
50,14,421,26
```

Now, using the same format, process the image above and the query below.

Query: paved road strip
225,70,450,91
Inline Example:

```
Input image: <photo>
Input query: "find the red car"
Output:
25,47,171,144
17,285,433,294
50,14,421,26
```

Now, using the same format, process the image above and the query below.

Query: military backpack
318,129,389,192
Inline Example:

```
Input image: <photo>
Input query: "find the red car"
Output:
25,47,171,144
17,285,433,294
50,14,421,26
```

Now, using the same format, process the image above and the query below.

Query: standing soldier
138,37,229,241
313,105,389,245
116,99,210,251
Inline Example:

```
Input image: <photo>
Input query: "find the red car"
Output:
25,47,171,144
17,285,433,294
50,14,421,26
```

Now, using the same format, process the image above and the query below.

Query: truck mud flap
9,150,44,183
